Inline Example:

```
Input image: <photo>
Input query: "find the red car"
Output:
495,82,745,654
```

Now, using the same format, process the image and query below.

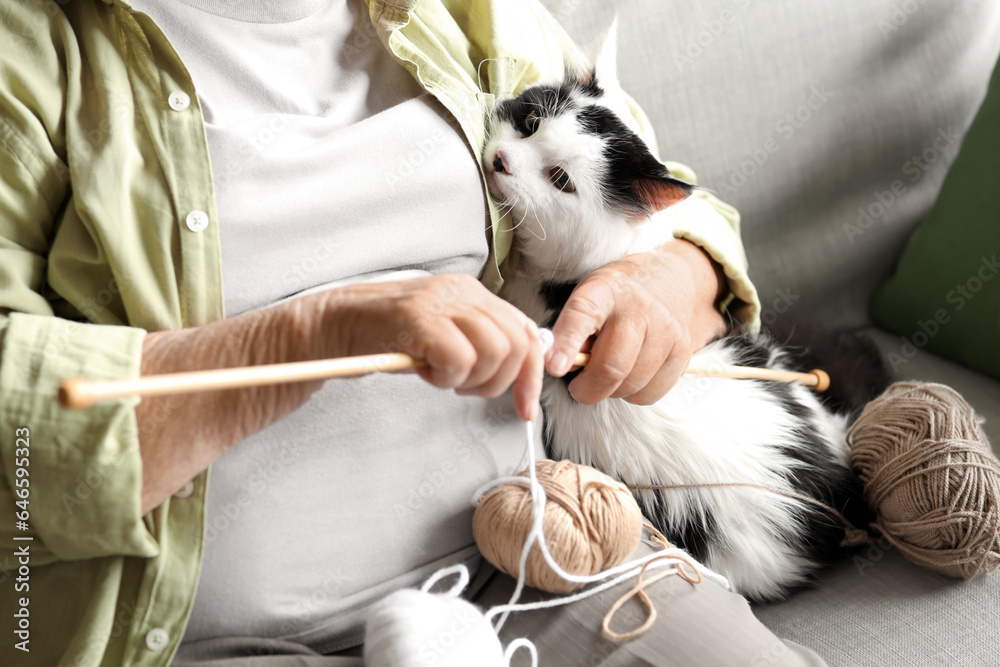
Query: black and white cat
484,26,882,601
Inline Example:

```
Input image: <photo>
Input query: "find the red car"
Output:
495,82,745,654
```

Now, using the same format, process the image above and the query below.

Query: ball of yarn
365,587,505,667
848,381,1000,580
473,459,644,594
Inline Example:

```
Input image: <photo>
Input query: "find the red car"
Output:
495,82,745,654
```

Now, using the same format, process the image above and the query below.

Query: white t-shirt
134,0,528,652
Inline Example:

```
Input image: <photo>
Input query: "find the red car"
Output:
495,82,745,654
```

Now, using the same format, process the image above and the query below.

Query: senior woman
0,0,823,665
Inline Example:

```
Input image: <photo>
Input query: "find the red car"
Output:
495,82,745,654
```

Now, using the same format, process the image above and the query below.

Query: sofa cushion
752,327,1000,667
537,3,1000,665
861,328,1000,449
752,548,1000,667
870,55,1000,380
542,0,1000,330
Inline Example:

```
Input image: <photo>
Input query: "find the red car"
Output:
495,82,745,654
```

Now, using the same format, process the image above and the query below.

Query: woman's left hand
546,238,728,405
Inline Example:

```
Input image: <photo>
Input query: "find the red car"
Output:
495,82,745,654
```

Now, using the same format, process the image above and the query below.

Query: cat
483,24,885,602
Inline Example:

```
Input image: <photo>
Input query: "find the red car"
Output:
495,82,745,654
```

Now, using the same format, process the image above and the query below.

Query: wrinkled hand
137,273,544,514
326,273,543,420
545,239,727,405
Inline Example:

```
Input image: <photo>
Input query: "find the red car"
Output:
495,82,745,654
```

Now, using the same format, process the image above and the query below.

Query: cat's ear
583,17,621,94
625,148,693,215
632,172,693,215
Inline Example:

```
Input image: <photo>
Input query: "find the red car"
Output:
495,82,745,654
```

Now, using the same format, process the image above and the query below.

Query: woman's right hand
318,273,543,416
136,274,542,514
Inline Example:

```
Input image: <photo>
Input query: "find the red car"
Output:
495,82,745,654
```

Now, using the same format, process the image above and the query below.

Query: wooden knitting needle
57,352,829,410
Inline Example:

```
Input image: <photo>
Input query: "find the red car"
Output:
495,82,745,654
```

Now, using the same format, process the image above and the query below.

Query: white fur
538,333,852,600
487,24,858,600
502,253,853,599
485,109,639,280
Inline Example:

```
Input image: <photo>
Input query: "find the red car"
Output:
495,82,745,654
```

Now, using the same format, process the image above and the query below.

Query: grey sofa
541,1,1000,665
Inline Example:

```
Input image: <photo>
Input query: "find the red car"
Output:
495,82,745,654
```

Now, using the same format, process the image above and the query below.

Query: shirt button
145,628,170,651
167,91,191,111
173,480,195,499
185,210,210,232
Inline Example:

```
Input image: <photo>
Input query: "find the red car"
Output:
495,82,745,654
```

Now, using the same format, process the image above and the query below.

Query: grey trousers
172,541,828,667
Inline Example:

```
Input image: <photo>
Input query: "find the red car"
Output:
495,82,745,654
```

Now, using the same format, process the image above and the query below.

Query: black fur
540,303,881,600
493,80,691,216
492,75,890,600
575,104,692,216
577,72,603,98
691,334,875,595
765,319,891,418
723,332,879,565
651,492,717,565
538,280,584,390
493,82,577,137
538,280,578,328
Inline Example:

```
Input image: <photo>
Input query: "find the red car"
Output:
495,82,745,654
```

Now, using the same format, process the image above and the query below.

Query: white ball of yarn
364,574,505,667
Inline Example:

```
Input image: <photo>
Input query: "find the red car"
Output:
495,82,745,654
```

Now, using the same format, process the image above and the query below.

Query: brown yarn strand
601,526,703,642
473,460,645,594
473,381,997,650
627,482,871,547
473,463,705,642
848,381,1000,580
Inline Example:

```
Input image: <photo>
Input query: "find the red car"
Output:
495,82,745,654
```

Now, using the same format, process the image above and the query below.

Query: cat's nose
492,150,509,174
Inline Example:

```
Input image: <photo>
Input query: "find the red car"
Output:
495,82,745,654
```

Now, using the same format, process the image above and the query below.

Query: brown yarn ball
848,381,1000,580
472,459,644,594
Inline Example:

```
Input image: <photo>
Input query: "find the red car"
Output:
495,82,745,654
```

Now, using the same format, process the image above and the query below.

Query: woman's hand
137,273,543,514
545,239,728,406
321,273,543,419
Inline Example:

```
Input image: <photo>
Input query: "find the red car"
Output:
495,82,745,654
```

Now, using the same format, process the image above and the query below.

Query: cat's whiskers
486,193,522,232
476,56,516,97
521,197,546,241
544,88,559,114
508,208,530,234
497,194,532,235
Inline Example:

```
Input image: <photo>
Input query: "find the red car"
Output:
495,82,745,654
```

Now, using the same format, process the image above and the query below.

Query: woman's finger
568,314,645,405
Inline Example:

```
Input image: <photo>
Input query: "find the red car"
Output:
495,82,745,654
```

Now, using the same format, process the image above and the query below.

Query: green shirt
0,0,760,664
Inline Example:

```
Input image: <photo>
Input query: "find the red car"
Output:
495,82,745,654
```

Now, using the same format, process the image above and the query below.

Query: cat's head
484,23,693,277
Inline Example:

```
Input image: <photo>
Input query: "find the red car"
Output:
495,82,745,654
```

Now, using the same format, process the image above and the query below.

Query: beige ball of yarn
848,381,1000,580
472,459,644,594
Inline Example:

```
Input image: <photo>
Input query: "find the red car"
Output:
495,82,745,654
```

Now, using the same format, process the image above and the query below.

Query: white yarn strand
420,563,470,596
488,420,730,635
365,328,728,667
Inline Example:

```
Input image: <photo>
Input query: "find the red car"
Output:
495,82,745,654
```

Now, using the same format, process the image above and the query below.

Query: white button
167,91,191,111
173,480,195,499
145,628,170,651
185,210,209,232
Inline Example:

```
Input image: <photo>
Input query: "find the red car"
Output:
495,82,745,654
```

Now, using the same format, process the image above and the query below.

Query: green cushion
871,56,1000,379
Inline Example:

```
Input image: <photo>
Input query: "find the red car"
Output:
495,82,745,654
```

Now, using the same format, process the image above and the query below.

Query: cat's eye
549,166,576,193
524,111,541,134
